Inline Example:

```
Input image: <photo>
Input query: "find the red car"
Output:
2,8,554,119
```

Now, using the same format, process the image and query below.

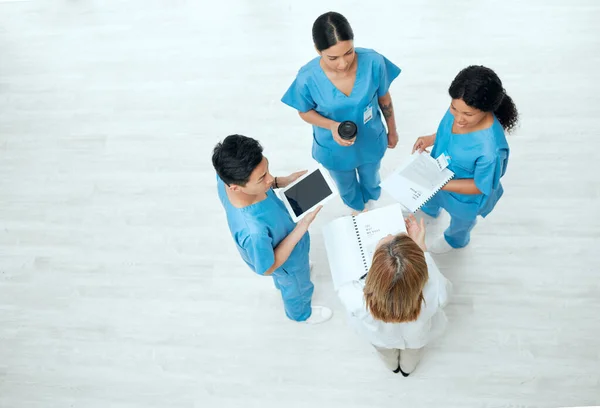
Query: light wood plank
0,0,599,407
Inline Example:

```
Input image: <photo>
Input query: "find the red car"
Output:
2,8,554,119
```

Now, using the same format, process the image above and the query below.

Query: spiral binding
415,174,455,212
352,215,369,273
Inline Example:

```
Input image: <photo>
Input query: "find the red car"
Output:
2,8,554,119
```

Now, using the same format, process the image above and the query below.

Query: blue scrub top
431,110,510,219
216,176,310,276
282,48,401,172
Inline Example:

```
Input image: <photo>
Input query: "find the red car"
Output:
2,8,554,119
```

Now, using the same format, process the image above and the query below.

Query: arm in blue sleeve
281,77,316,113
242,233,275,276
376,54,401,98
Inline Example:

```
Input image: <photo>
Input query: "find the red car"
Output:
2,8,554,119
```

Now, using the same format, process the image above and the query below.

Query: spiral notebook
322,203,406,290
382,151,455,213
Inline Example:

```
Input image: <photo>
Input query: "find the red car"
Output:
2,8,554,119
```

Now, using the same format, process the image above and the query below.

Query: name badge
363,105,373,124
435,153,451,170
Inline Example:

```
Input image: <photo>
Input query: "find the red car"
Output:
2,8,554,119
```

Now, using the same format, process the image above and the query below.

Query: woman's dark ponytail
494,92,519,133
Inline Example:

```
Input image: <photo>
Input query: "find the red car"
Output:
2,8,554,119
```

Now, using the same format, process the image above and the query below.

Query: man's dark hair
212,134,264,186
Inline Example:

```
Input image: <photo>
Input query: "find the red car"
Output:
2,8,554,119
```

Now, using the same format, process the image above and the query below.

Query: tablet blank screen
283,170,333,217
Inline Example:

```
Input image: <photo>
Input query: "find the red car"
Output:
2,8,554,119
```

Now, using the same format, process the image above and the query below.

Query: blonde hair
364,234,428,323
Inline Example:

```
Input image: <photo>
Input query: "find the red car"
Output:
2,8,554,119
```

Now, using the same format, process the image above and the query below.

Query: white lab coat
336,253,452,349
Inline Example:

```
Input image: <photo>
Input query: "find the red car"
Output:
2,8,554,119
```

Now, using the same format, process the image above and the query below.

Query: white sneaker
304,306,333,324
428,235,453,254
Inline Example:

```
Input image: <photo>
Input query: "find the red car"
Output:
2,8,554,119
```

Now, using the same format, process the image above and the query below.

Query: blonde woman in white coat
337,215,452,376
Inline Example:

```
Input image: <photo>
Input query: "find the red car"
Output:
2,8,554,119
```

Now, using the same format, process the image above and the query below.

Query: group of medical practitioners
212,12,519,375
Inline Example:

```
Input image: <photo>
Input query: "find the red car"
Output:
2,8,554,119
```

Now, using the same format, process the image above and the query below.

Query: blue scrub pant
272,263,313,321
421,197,477,249
328,161,382,211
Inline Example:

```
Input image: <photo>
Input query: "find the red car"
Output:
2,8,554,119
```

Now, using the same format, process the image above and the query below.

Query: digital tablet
276,167,338,222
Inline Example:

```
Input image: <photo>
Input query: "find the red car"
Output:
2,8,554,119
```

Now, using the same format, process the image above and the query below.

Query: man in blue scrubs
212,134,333,324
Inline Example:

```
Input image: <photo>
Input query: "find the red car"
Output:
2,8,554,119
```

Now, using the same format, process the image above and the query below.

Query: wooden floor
1,1,599,407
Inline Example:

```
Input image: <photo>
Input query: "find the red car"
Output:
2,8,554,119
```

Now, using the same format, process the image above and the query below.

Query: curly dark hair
449,65,519,133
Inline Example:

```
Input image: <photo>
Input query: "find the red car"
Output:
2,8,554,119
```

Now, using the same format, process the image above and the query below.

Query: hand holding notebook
322,204,406,290
381,151,454,213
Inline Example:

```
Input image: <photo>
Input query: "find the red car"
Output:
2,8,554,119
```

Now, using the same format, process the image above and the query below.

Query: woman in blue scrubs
412,65,519,253
282,11,401,214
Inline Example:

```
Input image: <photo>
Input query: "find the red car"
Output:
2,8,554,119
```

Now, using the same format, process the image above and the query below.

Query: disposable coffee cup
338,121,357,141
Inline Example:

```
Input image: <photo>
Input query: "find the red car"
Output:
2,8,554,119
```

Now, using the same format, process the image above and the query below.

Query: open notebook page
322,215,365,290
353,203,406,270
382,152,454,213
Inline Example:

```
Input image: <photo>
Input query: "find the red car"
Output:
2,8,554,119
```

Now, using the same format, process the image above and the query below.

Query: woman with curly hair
412,65,519,253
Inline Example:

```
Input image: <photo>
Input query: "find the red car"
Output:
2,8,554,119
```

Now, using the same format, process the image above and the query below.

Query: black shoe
393,365,410,377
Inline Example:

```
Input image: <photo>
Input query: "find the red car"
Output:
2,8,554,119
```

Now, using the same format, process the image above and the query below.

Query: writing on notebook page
383,153,455,212
322,203,406,289
362,224,384,269
410,188,422,201
363,224,381,238
398,154,443,191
